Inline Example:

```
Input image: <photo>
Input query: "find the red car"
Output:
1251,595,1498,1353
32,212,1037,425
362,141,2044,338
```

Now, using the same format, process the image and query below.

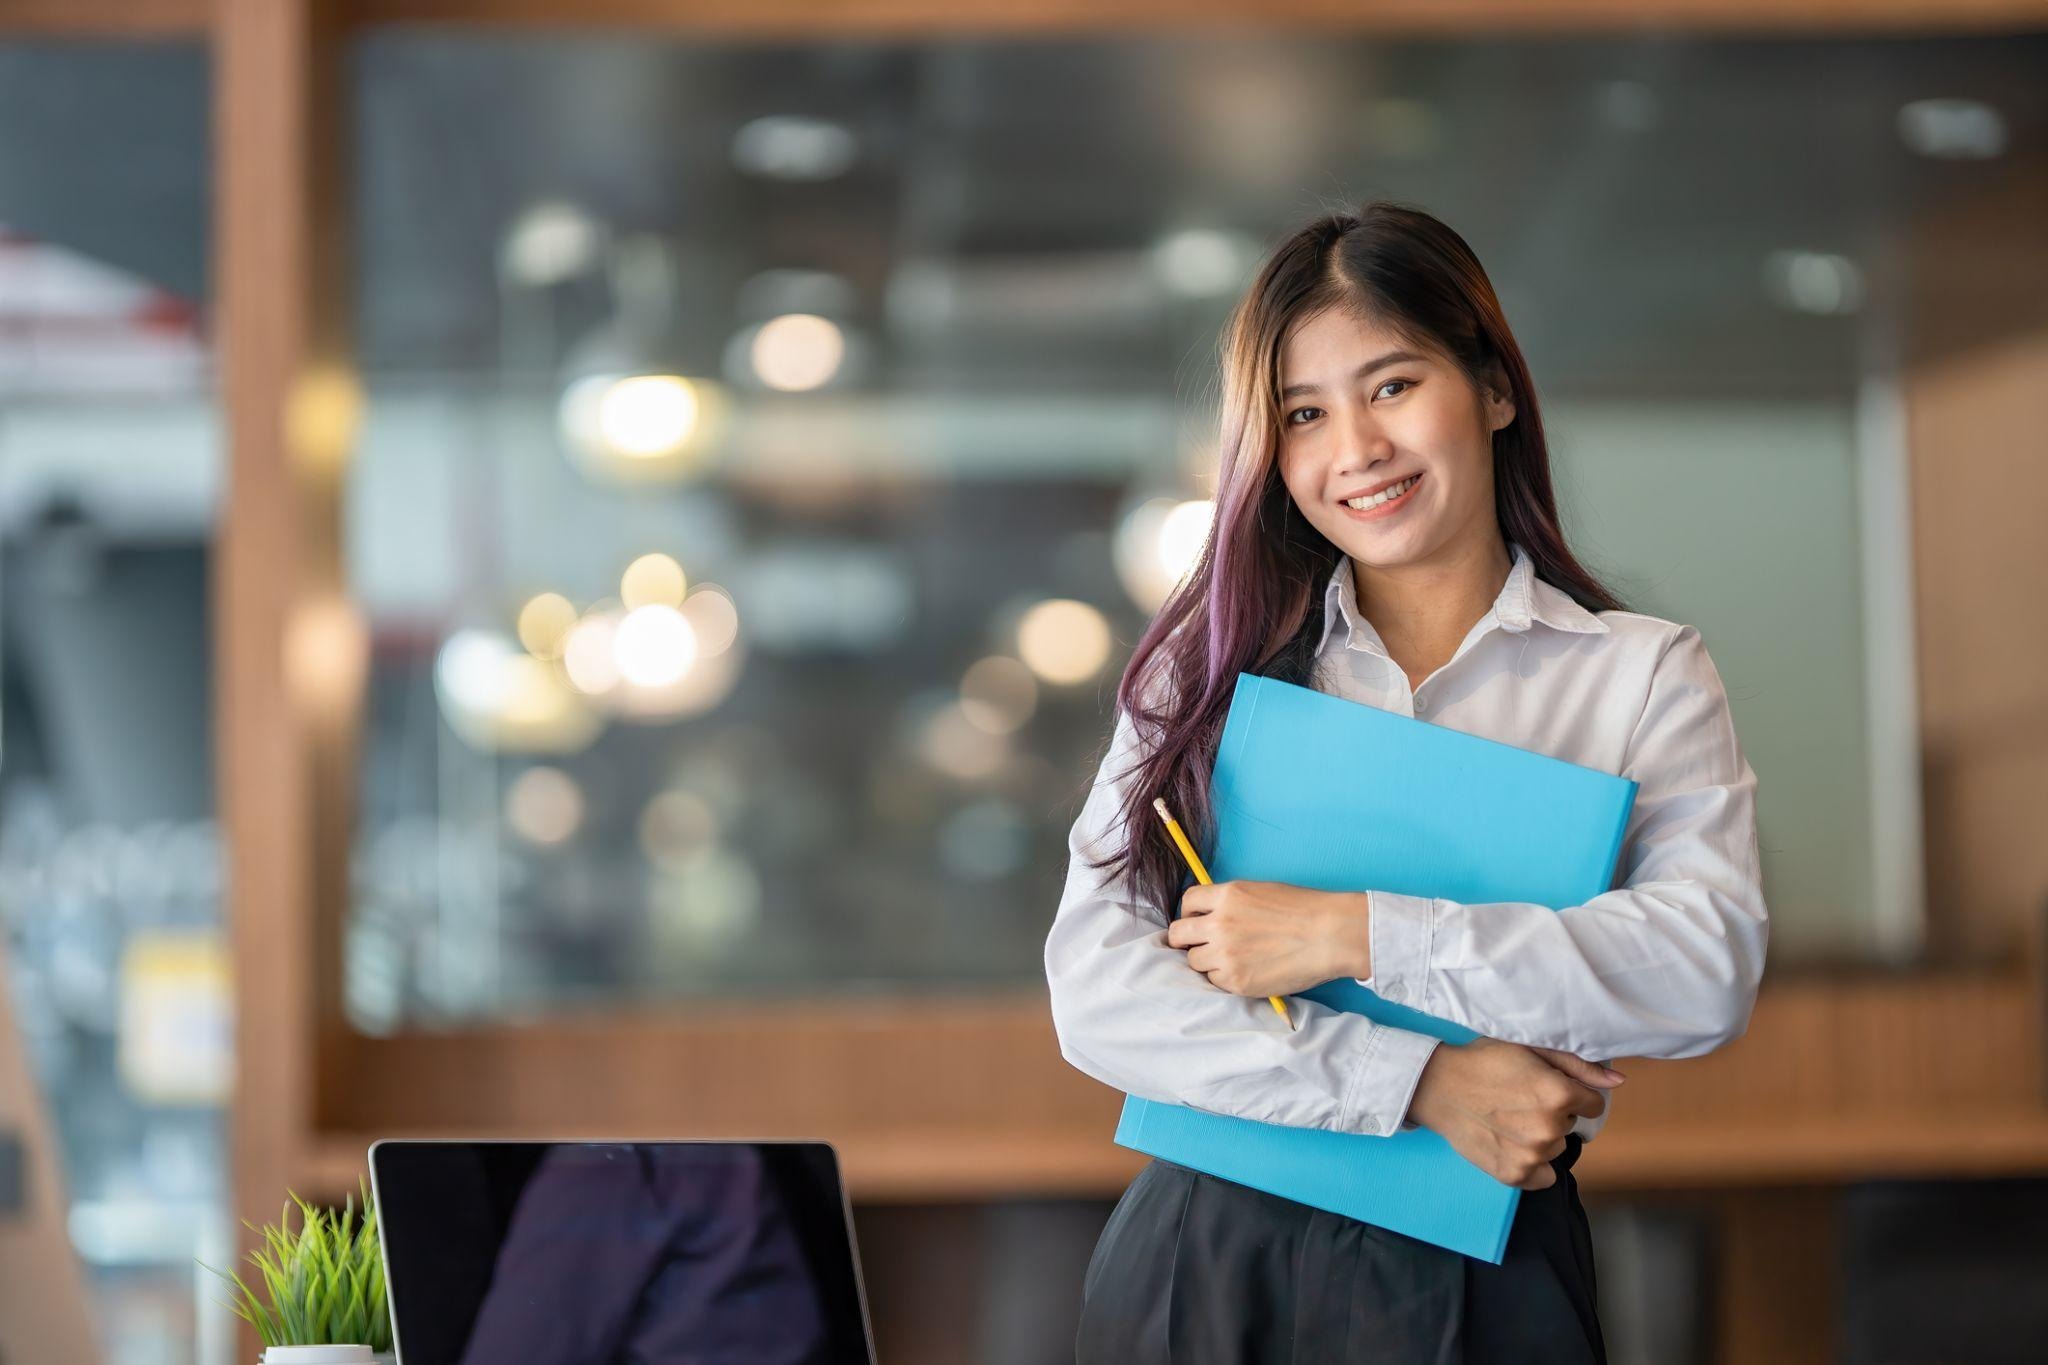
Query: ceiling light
731,115,859,181
1897,97,2007,160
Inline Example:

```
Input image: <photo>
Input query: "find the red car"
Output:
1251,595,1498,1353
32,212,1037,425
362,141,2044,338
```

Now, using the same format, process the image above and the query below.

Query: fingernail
1602,1068,1626,1082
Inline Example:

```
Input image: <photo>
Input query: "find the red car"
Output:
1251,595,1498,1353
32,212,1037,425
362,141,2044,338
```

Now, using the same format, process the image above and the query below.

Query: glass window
340,30,2047,1026
0,37,226,1365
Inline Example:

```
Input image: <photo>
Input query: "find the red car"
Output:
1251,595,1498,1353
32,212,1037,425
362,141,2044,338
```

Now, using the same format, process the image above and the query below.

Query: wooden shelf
296,1105,2048,1211
1581,1112,2048,1191
266,965,2048,1204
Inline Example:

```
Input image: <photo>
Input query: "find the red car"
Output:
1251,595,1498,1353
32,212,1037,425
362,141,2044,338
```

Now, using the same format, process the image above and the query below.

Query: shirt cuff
1344,1024,1442,1137
1363,888,1436,1013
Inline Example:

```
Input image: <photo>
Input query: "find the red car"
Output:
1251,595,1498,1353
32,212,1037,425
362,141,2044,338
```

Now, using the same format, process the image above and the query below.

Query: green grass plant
201,1177,393,1352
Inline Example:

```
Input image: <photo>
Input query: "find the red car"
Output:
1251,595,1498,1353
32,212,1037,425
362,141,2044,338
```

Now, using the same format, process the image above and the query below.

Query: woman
1045,200,1769,1363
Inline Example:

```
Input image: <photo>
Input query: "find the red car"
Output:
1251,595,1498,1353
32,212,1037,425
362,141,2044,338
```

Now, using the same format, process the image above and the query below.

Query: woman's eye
1286,381,1412,426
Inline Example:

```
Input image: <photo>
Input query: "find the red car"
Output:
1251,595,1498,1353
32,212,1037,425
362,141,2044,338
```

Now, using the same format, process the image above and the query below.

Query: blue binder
1112,672,1638,1263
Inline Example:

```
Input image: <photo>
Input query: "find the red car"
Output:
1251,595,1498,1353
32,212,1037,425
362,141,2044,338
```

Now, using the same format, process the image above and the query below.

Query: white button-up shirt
1044,541,1769,1143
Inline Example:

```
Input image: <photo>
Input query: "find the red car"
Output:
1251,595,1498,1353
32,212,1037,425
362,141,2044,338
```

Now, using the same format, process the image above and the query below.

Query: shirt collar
1315,540,1609,656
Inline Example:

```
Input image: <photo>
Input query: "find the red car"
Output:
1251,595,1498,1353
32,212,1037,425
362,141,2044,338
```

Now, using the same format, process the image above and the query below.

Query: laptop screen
370,1141,876,1365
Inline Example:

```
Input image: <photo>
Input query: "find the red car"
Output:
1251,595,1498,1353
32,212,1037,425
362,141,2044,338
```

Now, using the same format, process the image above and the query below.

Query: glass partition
0,38,227,1365
341,30,2046,1027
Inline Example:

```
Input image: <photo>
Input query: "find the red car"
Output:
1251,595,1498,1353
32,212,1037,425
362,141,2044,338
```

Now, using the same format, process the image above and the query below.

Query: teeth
1346,475,1418,510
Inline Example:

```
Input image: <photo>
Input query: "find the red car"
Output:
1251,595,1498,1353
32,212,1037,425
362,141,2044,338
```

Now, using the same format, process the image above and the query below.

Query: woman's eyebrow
1280,349,1427,399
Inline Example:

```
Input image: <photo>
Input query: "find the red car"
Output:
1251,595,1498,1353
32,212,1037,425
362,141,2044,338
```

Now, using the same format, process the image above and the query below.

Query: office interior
0,1,2044,1361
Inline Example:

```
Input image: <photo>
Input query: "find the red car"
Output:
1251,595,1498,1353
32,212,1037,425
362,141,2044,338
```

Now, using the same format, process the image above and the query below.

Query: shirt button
1414,693,1428,713
1381,983,1406,1003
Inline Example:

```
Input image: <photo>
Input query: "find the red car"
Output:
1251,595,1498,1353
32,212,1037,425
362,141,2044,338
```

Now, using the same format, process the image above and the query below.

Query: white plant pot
258,1349,393,1365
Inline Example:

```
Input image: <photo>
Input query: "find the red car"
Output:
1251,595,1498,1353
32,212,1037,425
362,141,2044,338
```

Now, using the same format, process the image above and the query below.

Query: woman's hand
1406,1038,1625,1190
1165,880,1371,998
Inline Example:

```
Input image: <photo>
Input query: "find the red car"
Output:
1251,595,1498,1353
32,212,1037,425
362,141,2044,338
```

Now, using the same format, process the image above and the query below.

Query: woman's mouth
1338,472,1423,521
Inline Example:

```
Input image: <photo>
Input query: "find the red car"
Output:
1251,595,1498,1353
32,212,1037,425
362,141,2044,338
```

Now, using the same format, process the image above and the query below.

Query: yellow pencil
1153,797,1296,1031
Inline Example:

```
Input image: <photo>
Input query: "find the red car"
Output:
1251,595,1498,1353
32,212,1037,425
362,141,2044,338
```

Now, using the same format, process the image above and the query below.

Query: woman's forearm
1317,889,1375,980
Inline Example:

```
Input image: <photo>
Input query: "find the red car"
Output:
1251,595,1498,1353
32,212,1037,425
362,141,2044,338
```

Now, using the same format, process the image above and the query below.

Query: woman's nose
1335,433,1396,476
1334,408,1394,466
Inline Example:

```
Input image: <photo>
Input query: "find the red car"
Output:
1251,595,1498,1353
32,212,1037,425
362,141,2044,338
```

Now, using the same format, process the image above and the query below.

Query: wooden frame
215,0,358,1276
11,0,2048,36
0,0,204,34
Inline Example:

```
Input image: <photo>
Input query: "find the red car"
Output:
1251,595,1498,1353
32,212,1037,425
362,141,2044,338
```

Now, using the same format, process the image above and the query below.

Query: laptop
369,1140,878,1364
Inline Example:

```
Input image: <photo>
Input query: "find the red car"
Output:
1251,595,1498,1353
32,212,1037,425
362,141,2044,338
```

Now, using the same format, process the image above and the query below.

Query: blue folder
1112,672,1638,1264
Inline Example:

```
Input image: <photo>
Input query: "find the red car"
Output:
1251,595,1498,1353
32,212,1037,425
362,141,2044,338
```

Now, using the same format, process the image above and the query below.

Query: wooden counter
293,963,2048,1201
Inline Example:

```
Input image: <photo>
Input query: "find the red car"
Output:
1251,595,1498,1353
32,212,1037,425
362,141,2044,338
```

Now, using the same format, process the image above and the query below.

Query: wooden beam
12,0,2047,36
1904,149,2048,969
0,0,206,35
297,1106,2048,1209
346,0,2048,34
14,0,2047,35
215,5,359,1360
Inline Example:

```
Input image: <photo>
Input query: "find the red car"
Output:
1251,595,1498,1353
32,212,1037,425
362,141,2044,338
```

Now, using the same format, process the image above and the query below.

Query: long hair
1087,199,1625,920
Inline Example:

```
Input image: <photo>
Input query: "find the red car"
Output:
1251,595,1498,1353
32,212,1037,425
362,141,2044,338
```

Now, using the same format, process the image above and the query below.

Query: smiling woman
1083,199,1628,930
1046,199,1768,1364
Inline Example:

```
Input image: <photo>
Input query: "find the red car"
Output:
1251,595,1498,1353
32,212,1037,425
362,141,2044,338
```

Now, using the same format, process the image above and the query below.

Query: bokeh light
505,766,585,846
958,655,1038,735
679,585,741,657
284,595,367,722
434,628,602,752
620,552,687,610
284,363,363,482
1016,598,1113,686
613,604,698,688
1158,499,1214,581
638,789,722,872
730,114,859,181
561,612,623,695
605,638,745,721
436,630,518,714
598,374,699,456
647,846,763,964
516,592,579,659
919,700,1011,781
750,312,845,391
500,199,604,287
1115,496,1213,611
1151,227,1251,296
558,372,730,484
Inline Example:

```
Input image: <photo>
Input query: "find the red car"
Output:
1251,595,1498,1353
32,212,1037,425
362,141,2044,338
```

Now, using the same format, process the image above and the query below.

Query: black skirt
1076,1132,1604,1365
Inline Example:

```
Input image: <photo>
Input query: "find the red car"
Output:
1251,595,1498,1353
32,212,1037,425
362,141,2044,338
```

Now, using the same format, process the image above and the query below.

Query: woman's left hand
1166,880,1372,998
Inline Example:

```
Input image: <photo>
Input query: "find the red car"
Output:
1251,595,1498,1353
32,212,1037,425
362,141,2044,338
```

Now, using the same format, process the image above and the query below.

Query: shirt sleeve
1361,623,1769,1063
1044,696,1443,1139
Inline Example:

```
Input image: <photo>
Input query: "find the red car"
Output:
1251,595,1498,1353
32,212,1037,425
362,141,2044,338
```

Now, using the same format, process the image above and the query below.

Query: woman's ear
1482,365,1516,432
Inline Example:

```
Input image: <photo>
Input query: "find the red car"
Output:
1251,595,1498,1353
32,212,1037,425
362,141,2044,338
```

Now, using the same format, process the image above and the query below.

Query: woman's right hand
1405,1037,1624,1190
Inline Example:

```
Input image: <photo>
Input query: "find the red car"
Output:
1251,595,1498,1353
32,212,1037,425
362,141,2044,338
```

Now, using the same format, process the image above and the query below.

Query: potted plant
202,1177,395,1365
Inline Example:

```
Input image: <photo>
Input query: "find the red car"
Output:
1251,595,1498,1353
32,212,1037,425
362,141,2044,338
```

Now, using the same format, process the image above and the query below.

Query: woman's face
1273,306,1514,572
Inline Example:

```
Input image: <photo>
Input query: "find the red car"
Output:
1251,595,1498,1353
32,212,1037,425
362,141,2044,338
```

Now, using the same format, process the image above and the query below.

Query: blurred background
0,2,2043,1362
